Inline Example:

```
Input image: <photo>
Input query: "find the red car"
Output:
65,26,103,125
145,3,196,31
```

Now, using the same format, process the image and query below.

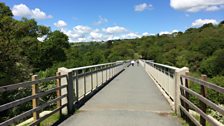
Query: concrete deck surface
59,65,181,126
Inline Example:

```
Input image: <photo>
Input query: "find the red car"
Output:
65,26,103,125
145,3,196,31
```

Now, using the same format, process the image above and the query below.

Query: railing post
114,64,116,75
185,72,190,112
58,67,74,115
111,64,113,78
32,75,39,126
56,72,62,117
96,67,98,87
109,64,111,79
75,71,79,101
106,65,108,81
67,71,74,115
83,69,86,96
102,66,104,84
174,67,189,116
91,68,93,91
112,64,114,77
200,74,207,126
180,71,190,122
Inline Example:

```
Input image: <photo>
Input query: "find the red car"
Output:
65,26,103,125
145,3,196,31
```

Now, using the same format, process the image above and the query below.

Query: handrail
180,106,202,126
69,61,124,71
0,85,67,112
141,59,187,107
0,73,67,126
0,94,67,126
74,65,116,78
145,60,178,70
0,75,67,92
180,75,224,126
180,85,224,115
0,60,127,126
180,96,218,126
30,103,67,126
181,75,224,94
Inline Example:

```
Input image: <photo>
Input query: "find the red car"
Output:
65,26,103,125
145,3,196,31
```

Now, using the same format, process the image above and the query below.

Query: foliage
209,106,224,124
200,49,224,77
0,2,224,124
208,76,224,104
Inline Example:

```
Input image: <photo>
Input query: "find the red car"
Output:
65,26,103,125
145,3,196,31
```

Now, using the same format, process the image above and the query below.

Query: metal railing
140,60,189,114
141,59,224,126
144,60,177,100
0,60,128,126
58,61,128,115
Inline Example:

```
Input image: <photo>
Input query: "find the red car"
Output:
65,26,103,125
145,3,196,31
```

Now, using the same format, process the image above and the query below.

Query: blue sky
1,0,224,42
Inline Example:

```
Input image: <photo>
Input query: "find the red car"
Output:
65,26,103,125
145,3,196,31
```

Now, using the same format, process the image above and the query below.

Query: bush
207,76,224,104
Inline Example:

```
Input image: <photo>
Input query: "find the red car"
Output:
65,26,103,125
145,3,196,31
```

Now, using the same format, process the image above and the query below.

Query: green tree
208,76,224,104
200,49,224,76
37,31,70,70
0,3,29,85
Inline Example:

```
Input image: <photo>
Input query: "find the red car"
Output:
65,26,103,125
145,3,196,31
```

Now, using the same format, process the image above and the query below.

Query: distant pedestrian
137,60,139,66
131,60,135,66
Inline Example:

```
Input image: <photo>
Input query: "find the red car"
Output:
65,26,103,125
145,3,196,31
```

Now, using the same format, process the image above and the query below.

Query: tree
0,3,51,84
0,3,28,85
200,49,224,76
45,30,70,49
0,3,12,18
220,20,224,25
37,31,70,70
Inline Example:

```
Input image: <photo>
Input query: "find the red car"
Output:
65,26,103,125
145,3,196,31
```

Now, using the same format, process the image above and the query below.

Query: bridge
0,60,223,126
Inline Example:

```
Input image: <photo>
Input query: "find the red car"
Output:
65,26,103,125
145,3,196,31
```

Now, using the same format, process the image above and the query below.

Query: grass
40,113,60,126
190,71,201,78
193,114,212,126
19,112,62,126
179,119,189,126
38,108,82,126
171,113,189,126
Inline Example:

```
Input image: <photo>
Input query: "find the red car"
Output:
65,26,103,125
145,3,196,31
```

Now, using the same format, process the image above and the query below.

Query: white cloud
61,28,84,41
31,8,52,19
103,26,127,34
206,6,223,11
37,35,47,42
90,31,101,38
124,32,140,39
73,25,92,34
12,4,31,17
60,25,145,42
134,3,152,12
192,19,218,27
170,0,224,12
12,4,52,19
159,31,170,35
54,20,67,28
94,16,108,25
172,29,179,33
61,25,93,42
159,29,179,35
142,32,150,36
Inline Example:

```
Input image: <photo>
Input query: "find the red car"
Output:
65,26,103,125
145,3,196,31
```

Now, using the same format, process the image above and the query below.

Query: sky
1,0,224,42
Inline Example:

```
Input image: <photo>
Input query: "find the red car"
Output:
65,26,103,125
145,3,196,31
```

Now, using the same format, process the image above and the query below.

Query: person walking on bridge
131,60,135,66
136,60,139,66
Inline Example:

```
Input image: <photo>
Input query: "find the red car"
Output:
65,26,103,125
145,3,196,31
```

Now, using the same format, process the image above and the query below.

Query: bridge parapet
140,60,189,115
58,61,129,115
0,60,128,126
140,60,224,126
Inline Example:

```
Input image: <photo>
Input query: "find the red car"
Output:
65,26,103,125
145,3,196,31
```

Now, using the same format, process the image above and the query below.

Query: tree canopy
0,2,224,86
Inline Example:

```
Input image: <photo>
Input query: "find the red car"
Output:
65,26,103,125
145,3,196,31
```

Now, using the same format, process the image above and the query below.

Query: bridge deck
60,65,181,126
